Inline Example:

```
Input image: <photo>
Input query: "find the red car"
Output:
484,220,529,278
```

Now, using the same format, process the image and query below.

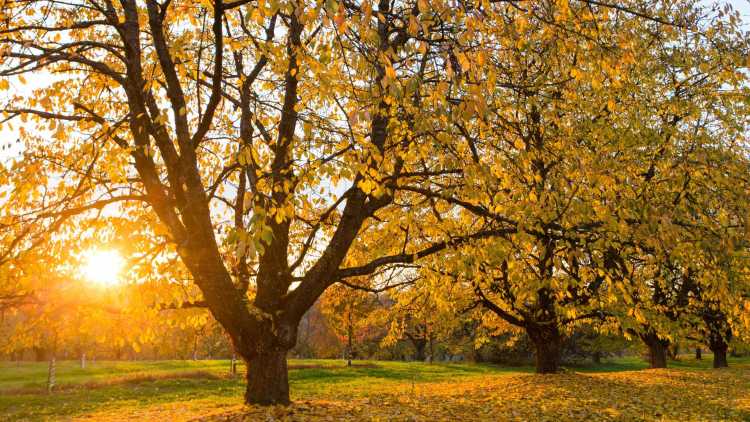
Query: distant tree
409,0,750,373
320,284,381,365
293,300,341,359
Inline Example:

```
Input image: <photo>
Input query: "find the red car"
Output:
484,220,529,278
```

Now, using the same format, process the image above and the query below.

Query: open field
1,356,749,421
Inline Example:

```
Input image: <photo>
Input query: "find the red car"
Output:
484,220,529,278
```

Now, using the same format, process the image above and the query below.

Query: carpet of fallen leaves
76,368,750,422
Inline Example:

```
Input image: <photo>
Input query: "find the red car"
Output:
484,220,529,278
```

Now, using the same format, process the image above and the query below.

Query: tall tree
404,0,749,373
0,0,515,404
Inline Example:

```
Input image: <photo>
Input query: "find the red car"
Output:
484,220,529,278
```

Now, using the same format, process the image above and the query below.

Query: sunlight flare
81,250,125,286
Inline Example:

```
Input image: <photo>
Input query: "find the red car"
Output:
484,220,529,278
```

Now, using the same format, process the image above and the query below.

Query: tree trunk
428,335,435,364
33,347,48,362
413,339,426,361
592,351,601,364
713,347,728,368
346,316,353,367
192,334,199,361
47,355,56,394
648,342,668,368
709,336,729,368
704,310,731,369
640,331,669,368
702,307,732,368
245,349,290,405
473,348,484,363
695,348,702,360
527,323,562,374
230,352,238,377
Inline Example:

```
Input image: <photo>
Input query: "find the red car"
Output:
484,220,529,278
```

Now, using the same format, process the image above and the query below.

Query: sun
81,249,125,286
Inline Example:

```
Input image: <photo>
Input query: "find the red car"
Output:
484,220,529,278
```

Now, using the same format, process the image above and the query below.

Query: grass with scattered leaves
1,356,748,421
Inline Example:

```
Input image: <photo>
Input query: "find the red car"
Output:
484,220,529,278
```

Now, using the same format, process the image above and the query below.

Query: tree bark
527,323,562,374
712,347,728,368
192,331,200,361
709,336,729,368
47,355,56,394
473,348,484,363
230,352,238,377
648,342,668,368
33,347,48,362
412,339,427,361
245,348,290,405
592,351,601,364
640,331,669,368
428,335,435,364
346,315,353,367
704,309,731,368
695,348,701,360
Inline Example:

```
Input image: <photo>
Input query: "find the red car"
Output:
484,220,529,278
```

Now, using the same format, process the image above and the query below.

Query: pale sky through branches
0,0,748,165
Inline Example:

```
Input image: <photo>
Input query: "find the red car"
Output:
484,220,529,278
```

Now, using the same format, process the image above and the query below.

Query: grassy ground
1,356,748,421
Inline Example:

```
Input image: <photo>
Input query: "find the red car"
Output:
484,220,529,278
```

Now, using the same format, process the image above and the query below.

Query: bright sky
730,0,750,17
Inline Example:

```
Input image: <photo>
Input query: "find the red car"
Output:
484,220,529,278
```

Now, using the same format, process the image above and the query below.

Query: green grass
568,354,746,372
0,355,748,421
0,359,512,420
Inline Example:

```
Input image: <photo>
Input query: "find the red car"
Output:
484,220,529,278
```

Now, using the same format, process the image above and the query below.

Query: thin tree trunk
428,334,434,364
245,349,290,405
695,348,702,360
346,312,353,367
192,334,199,361
47,355,56,394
